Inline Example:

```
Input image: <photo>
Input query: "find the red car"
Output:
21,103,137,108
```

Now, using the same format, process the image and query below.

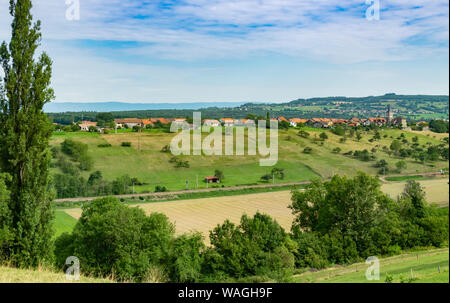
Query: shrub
121,142,132,147
303,147,313,154
298,130,310,138
332,147,341,154
98,143,112,148
204,213,297,279
54,197,175,282
155,186,167,193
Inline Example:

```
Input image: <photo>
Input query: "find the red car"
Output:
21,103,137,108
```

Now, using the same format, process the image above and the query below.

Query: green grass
293,248,449,283
385,175,434,182
53,210,78,238
50,128,449,193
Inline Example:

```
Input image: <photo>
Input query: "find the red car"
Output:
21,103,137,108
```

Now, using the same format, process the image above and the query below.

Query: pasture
49,128,449,192
293,248,449,283
382,178,449,207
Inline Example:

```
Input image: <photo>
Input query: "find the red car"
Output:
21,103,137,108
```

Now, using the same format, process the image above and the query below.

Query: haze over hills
44,102,249,113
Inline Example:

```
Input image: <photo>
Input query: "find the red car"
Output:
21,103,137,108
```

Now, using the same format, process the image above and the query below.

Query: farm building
114,119,143,128
203,119,221,127
78,121,98,131
205,176,220,184
220,118,235,127
289,118,308,127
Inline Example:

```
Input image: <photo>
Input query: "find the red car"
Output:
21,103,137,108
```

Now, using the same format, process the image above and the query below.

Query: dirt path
54,181,312,203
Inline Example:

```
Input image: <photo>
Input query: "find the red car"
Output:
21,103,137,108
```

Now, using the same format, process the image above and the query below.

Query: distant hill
44,102,248,113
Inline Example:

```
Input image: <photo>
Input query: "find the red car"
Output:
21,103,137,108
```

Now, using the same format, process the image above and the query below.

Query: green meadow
49,127,448,192
293,248,449,283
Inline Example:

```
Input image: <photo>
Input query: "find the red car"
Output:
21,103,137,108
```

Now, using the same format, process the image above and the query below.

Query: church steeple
386,105,394,123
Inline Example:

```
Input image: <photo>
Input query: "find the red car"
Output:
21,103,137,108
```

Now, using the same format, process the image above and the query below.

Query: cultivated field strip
64,191,295,244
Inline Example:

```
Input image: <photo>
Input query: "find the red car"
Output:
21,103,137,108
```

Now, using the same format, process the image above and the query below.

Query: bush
298,130,310,138
204,213,297,279
121,142,132,147
54,197,175,282
303,147,313,154
98,143,112,148
155,186,167,193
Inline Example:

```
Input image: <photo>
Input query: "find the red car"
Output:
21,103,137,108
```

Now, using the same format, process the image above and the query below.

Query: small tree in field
319,132,328,141
395,160,407,173
0,0,55,266
214,169,224,182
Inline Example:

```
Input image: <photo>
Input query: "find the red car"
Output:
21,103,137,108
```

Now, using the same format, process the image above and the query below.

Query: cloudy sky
0,0,448,103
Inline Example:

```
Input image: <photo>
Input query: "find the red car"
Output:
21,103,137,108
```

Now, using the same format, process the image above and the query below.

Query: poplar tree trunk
0,0,55,267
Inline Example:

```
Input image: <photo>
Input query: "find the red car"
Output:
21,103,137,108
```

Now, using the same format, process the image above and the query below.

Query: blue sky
0,0,448,103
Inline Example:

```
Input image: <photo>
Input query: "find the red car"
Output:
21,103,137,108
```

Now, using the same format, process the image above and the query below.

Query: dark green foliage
289,173,449,268
332,126,345,136
54,197,175,282
167,233,205,282
97,143,112,148
271,168,285,180
60,139,93,171
155,186,167,192
353,149,374,161
303,147,313,154
429,120,449,133
298,130,310,138
0,0,55,267
279,120,290,130
203,212,297,280
214,169,225,182
121,142,132,147
332,147,341,154
260,174,271,182
319,132,328,141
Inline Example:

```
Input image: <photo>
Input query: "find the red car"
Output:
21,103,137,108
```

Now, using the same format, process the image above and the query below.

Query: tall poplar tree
0,0,55,266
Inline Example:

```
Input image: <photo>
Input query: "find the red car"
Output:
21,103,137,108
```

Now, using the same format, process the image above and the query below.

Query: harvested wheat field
64,191,295,244
382,178,449,207
63,180,449,244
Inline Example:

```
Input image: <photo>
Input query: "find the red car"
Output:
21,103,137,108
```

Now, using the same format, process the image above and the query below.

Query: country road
54,181,312,203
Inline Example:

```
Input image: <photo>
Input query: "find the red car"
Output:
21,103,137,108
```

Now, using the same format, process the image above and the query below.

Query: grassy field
0,266,112,283
382,178,449,207
2,248,446,283
49,128,449,193
53,210,78,238
293,248,449,283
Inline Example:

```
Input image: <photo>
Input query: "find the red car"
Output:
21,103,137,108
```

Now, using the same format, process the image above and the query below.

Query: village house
203,119,221,127
220,118,235,127
114,118,143,129
392,116,408,129
205,176,220,184
78,121,98,132
150,118,169,125
141,119,154,128
234,119,256,127
307,118,333,128
278,117,288,123
349,117,361,126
